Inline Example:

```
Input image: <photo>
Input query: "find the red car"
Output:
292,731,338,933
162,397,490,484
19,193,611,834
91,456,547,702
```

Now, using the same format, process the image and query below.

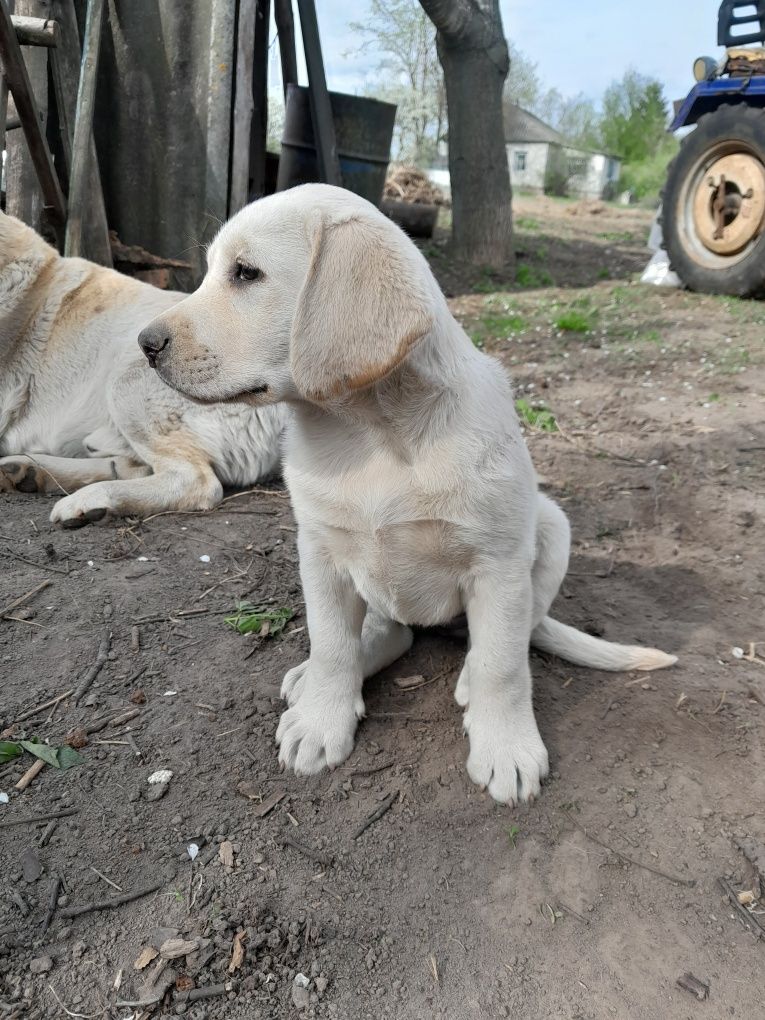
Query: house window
567,156,588,177
514,151,527,172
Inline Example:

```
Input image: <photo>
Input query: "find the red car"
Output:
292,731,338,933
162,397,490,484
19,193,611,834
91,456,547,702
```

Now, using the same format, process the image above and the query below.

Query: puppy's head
138,185,434,405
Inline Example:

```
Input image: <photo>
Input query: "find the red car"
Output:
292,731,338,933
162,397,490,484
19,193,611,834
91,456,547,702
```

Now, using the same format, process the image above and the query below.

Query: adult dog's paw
276,689,363,775
463,702,549,806
0,456,43,493
50,486,111,528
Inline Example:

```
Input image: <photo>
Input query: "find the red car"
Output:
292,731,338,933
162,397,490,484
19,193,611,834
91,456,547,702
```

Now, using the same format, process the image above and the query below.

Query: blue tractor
663,1,765,295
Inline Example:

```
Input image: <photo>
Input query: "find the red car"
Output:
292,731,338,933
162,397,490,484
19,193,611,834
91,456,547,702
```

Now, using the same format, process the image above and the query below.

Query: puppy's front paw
463,702,549,806
281,660,308,706
276,688,364,775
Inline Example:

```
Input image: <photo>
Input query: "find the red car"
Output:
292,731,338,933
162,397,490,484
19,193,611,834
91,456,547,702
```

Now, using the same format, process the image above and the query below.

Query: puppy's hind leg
282,610,413,706
455,492,569,708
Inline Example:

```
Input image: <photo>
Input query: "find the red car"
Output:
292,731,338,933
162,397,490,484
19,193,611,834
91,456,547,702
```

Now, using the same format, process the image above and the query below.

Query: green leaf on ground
0,741,23,765
225,603,294,637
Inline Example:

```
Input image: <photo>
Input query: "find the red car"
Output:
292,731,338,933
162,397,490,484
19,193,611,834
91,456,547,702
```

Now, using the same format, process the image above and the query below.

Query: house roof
503,104,567,146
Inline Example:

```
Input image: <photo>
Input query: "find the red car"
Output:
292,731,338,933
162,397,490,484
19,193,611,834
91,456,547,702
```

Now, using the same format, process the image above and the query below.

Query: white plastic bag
641,207,681,288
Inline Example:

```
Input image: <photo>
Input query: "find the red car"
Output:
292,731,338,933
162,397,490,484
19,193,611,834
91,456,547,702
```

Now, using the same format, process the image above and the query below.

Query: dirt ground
1,194,764,1020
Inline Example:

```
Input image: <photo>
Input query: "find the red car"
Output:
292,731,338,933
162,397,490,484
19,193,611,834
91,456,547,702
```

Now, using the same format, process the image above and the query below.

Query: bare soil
1,195,764,1020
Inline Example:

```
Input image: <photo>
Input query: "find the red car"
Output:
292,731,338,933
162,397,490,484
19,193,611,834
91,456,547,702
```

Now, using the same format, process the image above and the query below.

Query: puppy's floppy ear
290,214,434,402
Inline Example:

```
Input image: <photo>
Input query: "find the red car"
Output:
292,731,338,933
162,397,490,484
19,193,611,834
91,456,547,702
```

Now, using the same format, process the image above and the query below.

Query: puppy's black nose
138,324,171,367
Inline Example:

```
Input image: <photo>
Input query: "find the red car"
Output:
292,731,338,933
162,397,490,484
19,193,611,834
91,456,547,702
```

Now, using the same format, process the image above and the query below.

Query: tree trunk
419,0,513,267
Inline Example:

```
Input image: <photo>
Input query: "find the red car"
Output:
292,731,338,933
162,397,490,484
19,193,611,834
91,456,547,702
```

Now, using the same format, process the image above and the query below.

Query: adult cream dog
138,185,676,805
0,212,284,525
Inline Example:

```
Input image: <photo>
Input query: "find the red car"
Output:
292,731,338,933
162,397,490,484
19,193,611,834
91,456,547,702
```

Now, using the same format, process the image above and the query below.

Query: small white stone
148,769,174,785
199,554,211,563
732,647,744,659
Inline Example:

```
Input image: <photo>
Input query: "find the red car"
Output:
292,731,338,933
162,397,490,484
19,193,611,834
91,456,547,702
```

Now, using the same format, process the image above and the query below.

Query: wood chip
393,674,426,690
227,930,246,973
237,785,286,817
159,938,198,960
134,946,158,970
219,841,234,868
676,972,709,1000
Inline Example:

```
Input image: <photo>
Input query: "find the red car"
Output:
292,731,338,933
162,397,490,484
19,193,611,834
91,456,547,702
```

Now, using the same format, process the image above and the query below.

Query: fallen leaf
160,938,198,960
130,689,146,705
133,946,158,970
175,973,195,992
57,746,86,770
228,930,247,973
737,889,757,906
0,741,23,765
18,740,59,768
219,840,235,868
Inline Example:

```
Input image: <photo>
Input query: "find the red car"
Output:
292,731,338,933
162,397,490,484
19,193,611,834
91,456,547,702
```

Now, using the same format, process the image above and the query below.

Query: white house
504,104,620,200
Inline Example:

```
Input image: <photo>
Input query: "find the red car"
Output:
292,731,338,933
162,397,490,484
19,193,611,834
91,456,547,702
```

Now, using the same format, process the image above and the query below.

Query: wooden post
11,14,59,45
64,0,104,258
0,0,66,230
248,0,270,200
50,0,111,265
229,0,256,214
295,0,341,186
274,0,297,95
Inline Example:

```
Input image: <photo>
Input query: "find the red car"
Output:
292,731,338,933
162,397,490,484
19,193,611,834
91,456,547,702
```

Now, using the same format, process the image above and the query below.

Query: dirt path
1,197,764,1019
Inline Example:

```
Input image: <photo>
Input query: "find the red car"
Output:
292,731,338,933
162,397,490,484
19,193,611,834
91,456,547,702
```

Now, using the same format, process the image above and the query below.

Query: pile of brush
383,165,448,206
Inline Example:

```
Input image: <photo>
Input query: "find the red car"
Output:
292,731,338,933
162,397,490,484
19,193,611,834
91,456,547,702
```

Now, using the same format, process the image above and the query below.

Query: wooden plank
274,0,297,94
0,0,66,229
12,14,59,45
229,0,256,214
50,0,111,265
0,74,8,160
295,0,341,186
64,0,104,258
247,0,270,201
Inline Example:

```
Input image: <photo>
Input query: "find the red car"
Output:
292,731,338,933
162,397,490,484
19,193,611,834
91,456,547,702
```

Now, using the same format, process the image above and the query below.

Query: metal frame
670,77,765,131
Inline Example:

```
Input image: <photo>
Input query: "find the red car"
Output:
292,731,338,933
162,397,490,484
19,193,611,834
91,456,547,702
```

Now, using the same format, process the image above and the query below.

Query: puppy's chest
296,476,471,626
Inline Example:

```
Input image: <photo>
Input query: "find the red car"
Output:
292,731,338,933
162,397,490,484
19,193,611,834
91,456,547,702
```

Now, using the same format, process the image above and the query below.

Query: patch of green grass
599,230,634,243
225,603,294,637
482,312,527,336
597,268,611,280
515,262,553,287
640,328,661,344
515,216,540,230
707,392,720,402
515,398,558,433
555,309,594,332
506,824,520,849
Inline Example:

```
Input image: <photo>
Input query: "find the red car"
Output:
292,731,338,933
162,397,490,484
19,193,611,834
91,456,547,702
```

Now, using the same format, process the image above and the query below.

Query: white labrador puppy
0,211,284,526
138,184,676,805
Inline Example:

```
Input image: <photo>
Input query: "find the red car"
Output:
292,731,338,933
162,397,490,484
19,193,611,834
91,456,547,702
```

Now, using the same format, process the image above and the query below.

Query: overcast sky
277,0,728,112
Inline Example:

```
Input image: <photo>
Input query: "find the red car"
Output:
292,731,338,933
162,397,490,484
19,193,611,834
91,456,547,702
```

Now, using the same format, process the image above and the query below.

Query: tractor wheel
662,104,765,296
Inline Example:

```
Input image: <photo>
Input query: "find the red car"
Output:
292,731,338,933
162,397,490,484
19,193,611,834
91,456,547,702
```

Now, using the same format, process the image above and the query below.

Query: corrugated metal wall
87,0,237,288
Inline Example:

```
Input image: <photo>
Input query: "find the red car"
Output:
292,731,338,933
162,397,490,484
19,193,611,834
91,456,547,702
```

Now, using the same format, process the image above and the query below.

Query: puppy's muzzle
138,322,171,368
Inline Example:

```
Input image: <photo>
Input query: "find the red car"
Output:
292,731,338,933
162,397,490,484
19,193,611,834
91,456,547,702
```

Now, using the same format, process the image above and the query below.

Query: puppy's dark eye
234,262,262,283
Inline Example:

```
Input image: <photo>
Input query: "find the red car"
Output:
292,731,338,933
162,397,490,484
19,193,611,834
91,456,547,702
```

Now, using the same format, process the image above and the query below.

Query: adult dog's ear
290,214,434,402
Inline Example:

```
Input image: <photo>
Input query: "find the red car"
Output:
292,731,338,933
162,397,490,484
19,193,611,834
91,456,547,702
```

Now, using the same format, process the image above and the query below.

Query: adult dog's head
137,185,436,405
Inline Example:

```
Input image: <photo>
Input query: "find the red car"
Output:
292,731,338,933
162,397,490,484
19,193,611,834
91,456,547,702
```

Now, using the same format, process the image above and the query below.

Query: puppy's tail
531,616,677,672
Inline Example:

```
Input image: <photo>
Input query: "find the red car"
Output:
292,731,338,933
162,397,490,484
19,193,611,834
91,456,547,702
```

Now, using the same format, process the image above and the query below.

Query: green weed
555,310,594,332
515,398,558,432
